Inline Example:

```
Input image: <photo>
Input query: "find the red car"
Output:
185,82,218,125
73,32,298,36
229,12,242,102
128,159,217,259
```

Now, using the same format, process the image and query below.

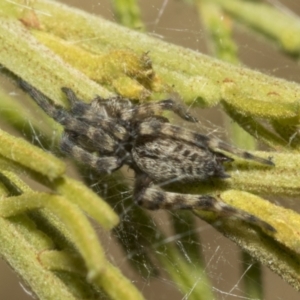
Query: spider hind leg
133,173,275,232
208,139,274,166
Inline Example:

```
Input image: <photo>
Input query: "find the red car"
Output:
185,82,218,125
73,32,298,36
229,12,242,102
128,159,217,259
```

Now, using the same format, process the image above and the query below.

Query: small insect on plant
19,80,275,233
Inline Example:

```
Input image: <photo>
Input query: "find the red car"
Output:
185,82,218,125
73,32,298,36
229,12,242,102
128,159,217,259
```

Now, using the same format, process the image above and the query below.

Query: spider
19,80,275,232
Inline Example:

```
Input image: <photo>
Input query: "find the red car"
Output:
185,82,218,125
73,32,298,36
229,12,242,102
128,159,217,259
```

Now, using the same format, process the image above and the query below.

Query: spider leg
121,99,198,122
138,119,213,149
92,95,133,109
138,120,274,166
60,134,123,174
133,173,275,232
207,139,274,165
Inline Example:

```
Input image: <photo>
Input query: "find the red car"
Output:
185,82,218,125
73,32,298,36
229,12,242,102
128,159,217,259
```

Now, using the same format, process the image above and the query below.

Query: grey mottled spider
19,80,275,232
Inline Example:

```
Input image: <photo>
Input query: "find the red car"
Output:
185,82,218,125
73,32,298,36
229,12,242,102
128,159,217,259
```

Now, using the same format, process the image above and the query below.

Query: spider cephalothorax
19,80,275,232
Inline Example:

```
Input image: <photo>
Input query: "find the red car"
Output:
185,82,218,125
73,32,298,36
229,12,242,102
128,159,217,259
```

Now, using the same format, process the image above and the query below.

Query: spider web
1,0,300,300
94,1,300,300
79,1,300,300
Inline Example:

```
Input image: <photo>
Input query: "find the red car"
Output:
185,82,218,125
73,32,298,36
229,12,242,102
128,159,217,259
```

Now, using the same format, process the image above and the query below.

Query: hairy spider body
133,137,230,182
19,81,275,232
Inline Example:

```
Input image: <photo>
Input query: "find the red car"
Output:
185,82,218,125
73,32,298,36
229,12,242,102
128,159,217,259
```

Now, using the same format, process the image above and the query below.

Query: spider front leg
133,173,275,232
60,134,124,174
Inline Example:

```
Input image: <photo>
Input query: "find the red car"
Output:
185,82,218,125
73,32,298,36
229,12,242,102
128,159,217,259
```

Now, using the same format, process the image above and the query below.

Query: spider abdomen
132,137,228,183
